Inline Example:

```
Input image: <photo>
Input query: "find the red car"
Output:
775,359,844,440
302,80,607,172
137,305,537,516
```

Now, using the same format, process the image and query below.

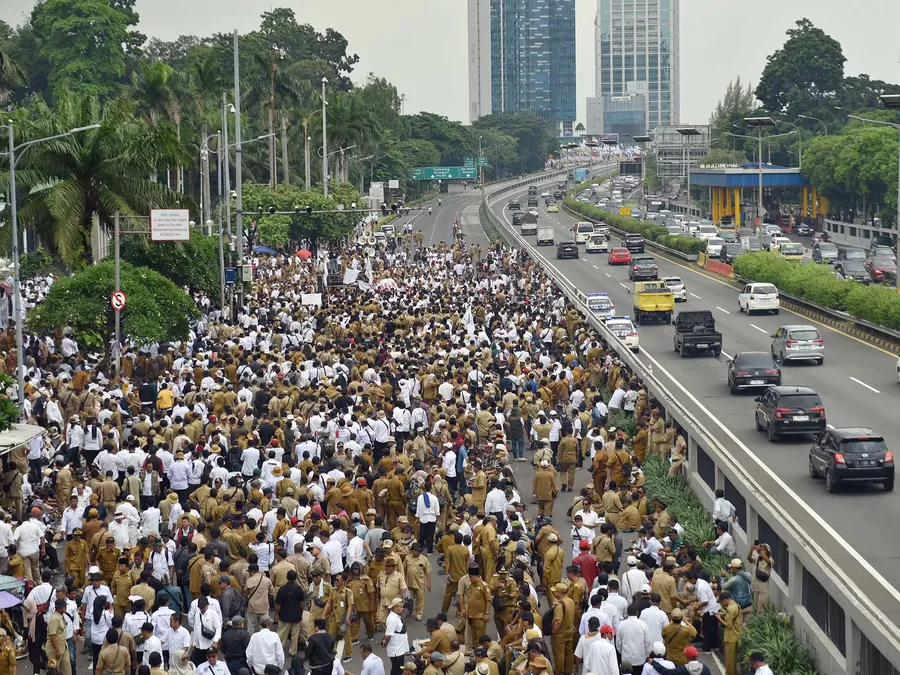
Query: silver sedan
770,324,825,365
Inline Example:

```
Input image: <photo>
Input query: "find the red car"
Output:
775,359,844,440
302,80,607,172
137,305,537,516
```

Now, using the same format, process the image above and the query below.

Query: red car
609,247,632,265
865,256,897,282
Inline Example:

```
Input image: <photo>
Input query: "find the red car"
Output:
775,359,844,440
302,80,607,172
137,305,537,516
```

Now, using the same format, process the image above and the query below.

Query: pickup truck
632,280,674,325
673,310,723,357
536,225,555,246
628,255,659,281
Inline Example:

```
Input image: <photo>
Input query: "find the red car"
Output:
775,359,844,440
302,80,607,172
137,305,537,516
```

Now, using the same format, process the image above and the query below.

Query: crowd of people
0,230,775,675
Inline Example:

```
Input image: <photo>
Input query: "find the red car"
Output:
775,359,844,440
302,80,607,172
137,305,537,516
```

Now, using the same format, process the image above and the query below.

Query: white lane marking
720,350,733,360
490,183,900,613
689,292,702,299
850,376,881,394
592,264,599,270
749,324,768,334
716,306,731,314
605,273,611,278
619,283,629,289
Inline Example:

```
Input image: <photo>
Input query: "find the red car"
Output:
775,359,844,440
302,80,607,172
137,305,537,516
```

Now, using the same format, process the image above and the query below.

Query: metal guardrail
482,177,900,675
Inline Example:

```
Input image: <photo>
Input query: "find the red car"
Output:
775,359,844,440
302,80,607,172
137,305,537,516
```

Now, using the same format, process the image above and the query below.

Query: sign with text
150,209,191,242
301,293,323,306
388,179,400,189
619,206,632,216
408,166,478,181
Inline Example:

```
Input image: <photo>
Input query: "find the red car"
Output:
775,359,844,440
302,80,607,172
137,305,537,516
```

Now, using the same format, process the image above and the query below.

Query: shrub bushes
732,251,900,330
737,609,819,675
564,198,707,255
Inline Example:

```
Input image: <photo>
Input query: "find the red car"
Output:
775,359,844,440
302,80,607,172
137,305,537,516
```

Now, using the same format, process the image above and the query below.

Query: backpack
541,606,555,634
618,451,632,477
227,586,246,618
405,478,421,513
591,406,605,427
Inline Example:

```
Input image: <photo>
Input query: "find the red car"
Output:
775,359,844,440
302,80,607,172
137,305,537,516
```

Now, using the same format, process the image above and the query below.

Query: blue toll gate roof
690,164,811,189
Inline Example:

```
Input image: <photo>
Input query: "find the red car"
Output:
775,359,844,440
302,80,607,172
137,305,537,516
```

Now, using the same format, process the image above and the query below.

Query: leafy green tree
700,148,747,166
755,19,846,116
473,112,557,172
256,215,291,248
28,261,199,353
0,41,27,104
408,112,472,167
115,232,221,299
709,78,756,151
30,0,141,99
0,21,51,104
0,92,185,265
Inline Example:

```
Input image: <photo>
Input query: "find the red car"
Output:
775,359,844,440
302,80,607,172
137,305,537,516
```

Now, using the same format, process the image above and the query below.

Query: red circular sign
110,290,127,311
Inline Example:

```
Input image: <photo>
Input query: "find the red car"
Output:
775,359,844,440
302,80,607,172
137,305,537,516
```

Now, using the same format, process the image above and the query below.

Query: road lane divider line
592,264,600,270
690,293,702,299
850,376,881,394
716,306,731,314
605,273,611,278
749,324,768,334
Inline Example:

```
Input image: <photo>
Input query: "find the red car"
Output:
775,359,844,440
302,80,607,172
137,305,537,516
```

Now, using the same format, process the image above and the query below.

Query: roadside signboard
619,207,632,217
110,290,127,311
150,209,191,241
408,166,479,181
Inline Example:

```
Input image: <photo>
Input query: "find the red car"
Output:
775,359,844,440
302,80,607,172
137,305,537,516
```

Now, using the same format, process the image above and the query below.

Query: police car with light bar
605,315,640,352
585,293,615,320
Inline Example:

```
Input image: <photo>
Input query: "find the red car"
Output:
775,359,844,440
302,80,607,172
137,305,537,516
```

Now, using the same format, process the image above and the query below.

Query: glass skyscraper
468,0,576,134
594,0,680,128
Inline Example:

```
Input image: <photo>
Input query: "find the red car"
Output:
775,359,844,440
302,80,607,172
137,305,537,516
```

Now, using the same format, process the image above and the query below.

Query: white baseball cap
627,555,637,566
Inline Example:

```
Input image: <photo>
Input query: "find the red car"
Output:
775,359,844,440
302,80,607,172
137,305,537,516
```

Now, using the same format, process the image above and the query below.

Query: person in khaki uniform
404,543,432,620
347,562,376,642
476,516,499,585
111,558,136,618
661,608,696,665
542,534,564,591
376,558,407,628
414,618,452,658
718,591,743,675
95,627,131,675
549,583,575,675
489,566,518,638
533,461,558,516
64,527,89,589
557,432,579,491
307,571,333,639
243,563,275,634
95,537,121,586
441,533,470,614
651,560,679,617
45,599,71,675
324,572,354,660
460,566,491,652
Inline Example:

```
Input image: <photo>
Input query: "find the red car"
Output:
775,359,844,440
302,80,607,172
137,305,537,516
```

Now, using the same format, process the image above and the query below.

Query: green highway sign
464,156,489,167
408,166,479,180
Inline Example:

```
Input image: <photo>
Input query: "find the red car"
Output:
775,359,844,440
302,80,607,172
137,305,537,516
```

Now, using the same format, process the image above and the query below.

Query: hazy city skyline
3,0,900,127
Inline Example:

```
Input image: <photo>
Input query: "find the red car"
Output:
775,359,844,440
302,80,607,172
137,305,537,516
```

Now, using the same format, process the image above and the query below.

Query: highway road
486,177,900,624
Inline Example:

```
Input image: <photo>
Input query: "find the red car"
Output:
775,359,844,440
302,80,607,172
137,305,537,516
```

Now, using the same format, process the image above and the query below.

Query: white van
574,222,595,244
696,224,718,240
585,233,609,253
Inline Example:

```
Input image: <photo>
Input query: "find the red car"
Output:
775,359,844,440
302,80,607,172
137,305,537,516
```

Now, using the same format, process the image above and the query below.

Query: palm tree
0,48,27,104
0,92,185,265
131,61,182,189
320,92,380,183
187,50,226,223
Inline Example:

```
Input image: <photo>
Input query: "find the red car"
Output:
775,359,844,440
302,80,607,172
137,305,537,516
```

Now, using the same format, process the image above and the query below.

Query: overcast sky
3,0,900,126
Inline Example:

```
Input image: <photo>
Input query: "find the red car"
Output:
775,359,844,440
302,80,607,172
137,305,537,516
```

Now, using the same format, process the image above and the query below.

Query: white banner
150,209,191,241
301,293,323,306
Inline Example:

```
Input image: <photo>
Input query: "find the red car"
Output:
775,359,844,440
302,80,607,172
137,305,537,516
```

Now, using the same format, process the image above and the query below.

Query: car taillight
764,369,779,375
808,406,825,417
785,340,798,347
813,339,823,346
886,451,894,464
774,407,791,419
734,371,749,376
629,331,638,337
834,452,846,465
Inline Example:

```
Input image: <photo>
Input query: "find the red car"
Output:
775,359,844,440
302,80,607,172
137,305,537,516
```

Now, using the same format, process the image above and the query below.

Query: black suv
727,352,781,394
512,212,524,226
508,200,521,210
624,234,645,253
809,427,894,493
754,385,826,442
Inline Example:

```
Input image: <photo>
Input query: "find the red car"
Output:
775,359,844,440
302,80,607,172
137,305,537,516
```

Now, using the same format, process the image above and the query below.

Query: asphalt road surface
487,178,900,630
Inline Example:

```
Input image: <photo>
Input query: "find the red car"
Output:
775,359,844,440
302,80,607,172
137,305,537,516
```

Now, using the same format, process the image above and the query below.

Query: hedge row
642,456,820,674
563,197,707,255
732,251,900,331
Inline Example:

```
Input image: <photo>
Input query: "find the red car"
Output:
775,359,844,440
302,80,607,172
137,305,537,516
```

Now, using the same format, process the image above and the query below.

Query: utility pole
113,212,121,375
233,29,245,313
322,77,329,196
222,92,232,240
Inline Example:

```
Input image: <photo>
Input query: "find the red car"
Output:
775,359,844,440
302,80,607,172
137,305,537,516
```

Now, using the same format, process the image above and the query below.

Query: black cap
55,598,67,609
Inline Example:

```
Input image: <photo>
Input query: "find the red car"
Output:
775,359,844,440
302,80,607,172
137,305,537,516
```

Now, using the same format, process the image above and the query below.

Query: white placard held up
150,209,191,242
301,293,323,306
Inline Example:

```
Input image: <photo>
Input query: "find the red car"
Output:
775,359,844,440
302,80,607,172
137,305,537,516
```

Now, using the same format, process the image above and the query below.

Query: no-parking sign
110,290,127,311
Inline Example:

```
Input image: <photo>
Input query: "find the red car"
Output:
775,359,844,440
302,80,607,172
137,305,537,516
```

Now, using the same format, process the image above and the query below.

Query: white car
574,222,595,244
541,191,551,198
605,316,640,352
521,221,537,235
586,292,615,319
738,282,780,315
527,207,539,219
696,224,718,240
585,233,609,253
706,237,725,257
663,276,687,302
770,236,792,251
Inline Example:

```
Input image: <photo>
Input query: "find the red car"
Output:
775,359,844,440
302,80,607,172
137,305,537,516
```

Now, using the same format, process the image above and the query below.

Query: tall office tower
467,0,576,136
467,0,493,122
593,0,680,129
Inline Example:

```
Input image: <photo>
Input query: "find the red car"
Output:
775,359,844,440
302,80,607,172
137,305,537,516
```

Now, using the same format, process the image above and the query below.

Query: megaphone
366,235,376,245
357,236,368,246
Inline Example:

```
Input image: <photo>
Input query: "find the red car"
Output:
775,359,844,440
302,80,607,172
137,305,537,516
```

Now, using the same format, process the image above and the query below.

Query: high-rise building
594,0,680,129
467,0,576,135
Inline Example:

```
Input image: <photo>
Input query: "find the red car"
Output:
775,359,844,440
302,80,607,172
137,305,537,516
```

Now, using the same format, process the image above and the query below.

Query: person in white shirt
108,511,133,548
712,489,737,524
574,617,604,672
60,497,83,535
749,652,775,675
585,623,619,675
245,615,285,673
319,531,344,575
571,516,594,558
605,580,629,622
484,482,507,521
414,484,440,553
689,571,721,652
240,446,261,478
638,595,669,644
191,596,222,658
359,643,386,675
140,622,164,667
382,598,410,672
345,528,367,569
440,444,457,493
13,508,46,581
616,605,652,668
196,650,230,675
167,611,192,667
640,642,674,675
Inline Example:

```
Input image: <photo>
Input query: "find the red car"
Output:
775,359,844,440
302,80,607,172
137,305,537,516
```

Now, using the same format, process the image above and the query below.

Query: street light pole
322,77,329,196
222,93,232,241
233,29,245,313
5,121,99,412
744,117,777,227
798,114,828,136
479,135,485,201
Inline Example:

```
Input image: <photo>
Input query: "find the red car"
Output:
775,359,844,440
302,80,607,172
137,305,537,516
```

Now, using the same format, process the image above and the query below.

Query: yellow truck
632,280,675,325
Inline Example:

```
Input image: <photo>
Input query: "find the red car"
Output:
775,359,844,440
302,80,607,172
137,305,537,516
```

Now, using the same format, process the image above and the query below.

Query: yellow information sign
619,206,632,216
